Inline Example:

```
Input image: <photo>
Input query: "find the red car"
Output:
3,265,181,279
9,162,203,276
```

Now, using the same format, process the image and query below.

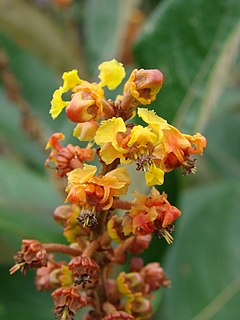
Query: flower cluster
10,59,206,319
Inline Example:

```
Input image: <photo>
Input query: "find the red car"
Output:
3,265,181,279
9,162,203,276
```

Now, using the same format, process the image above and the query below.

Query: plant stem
43,243,82,256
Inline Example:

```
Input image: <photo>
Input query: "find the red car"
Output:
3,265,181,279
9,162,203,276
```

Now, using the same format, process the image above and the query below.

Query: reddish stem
43,243,82,256
82,239,100,257
112,199,132,211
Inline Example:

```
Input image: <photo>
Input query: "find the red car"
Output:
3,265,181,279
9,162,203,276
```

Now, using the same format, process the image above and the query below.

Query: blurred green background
0,0,239,319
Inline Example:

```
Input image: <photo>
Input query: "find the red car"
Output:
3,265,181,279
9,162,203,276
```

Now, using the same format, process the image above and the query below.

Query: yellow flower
98,59,125,90
50,87,69,119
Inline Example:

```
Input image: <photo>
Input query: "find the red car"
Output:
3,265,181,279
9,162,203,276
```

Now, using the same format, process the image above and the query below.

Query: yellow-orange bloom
122,188,181,244
65,164,130,211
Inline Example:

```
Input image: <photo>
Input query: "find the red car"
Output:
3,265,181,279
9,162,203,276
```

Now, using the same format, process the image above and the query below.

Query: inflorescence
10,59,206,320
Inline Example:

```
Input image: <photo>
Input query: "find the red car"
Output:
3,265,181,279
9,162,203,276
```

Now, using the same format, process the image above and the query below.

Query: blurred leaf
199,111,240,181
83,0,142,76
0,0,86,73
155,180,240,320
0,265,53,320
0,89,46,170
134,0,240,130
0,158,63,262
0,34,62,131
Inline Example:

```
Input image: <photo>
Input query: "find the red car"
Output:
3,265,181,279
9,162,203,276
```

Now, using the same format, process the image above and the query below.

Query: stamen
77,207,98,228
182,158,197,175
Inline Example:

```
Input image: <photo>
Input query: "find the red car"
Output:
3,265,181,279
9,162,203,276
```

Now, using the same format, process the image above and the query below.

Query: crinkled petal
95,117,126,146
145,165,164,186
67,165,97,186
50,86,69,119
98,59,125,90
128,125,158,148
62,70,82,92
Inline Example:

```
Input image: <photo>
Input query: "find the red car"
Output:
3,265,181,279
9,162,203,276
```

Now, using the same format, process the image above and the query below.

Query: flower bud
124,69,164,105
66,81,103,123
140,262,170,293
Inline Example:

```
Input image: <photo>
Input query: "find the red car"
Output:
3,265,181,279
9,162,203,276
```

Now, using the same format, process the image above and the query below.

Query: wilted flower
10,240,48,275
52,287,87,320
68,256,100,289
45,133,95,176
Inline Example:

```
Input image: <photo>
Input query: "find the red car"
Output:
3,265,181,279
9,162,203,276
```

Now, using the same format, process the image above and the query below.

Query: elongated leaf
134,0,240,131
155,180,240,320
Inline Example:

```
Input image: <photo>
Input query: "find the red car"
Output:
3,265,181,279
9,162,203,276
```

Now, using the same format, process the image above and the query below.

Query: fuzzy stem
82,239,100,257
112,199,132,210
43,243,82,256
114,236,134,258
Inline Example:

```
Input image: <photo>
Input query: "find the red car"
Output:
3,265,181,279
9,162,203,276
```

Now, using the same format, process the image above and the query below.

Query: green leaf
0,265,53,320
200,112,240,180
134,0,240,130
155,180,240,320
0,89,46,170
0,158,63,262
83,0,142,77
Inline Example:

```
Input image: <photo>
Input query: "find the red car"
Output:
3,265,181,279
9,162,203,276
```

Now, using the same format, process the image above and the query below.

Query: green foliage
0,0,239,319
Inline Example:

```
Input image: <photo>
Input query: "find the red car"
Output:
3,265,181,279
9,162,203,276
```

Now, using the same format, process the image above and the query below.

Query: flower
66,81,104,123
68,256,100,289
52,287,87,319
140,262,170,293
98,59,126,90
124,69,164,105
65,164,130,226
125,293,152,320
94,109,169,185
35,258,73,291
45,133,95,177
122,188,181,244
10,240,48,275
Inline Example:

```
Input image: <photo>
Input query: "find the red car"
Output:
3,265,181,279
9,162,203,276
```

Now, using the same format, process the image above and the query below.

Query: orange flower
122,188,181,244
65,165,130,227
153,126,207,174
